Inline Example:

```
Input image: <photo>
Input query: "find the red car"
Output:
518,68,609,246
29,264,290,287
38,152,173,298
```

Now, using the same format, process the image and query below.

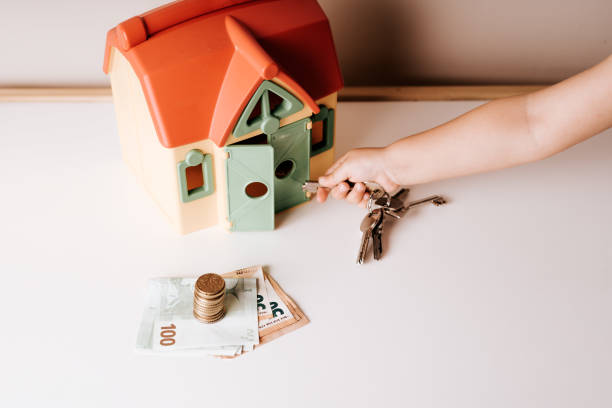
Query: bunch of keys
302,180,447,264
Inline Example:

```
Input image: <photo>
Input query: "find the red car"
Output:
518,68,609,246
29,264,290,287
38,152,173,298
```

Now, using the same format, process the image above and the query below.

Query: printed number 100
160,324,176,346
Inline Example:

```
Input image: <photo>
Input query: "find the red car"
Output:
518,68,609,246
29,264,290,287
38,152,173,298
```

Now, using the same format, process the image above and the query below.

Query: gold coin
194,306,223,313
195,273,225,295
194,291,225,302
194,296,224,307
193,273,227,324
193,308,226,324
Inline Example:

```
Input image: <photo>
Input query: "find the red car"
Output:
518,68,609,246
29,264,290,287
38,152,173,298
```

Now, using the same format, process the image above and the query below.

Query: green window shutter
233,80,304,138
310,105,335,156
177,149,215,203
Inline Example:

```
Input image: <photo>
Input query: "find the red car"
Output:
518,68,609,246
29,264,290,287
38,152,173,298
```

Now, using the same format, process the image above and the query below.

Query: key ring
367,188,385,214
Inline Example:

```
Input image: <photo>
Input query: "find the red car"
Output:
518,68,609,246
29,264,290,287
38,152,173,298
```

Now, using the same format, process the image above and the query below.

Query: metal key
391,188,410,202
302,180,323,194
366,188,388,214
371,212,384,260
358,188,447,264
404,195,446,212
374,196,405,212
370,188,408,218
357,209,383,264
369,189,409,260
378,194,446,217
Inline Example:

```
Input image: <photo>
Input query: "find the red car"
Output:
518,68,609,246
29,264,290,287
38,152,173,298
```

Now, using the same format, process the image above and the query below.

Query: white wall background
0,0,611,86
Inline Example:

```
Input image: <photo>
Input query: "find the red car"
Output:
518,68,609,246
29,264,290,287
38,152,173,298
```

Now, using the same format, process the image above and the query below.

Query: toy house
103,0,343,233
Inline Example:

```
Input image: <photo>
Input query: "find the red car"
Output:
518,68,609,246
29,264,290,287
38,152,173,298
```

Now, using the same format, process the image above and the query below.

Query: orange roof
103,0,343,148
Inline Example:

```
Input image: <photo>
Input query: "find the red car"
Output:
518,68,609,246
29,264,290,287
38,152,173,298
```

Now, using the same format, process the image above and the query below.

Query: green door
268,118,311,213
225,145,275,231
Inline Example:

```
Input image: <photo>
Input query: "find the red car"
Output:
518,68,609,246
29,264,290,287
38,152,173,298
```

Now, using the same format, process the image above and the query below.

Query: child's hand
316,147,400,207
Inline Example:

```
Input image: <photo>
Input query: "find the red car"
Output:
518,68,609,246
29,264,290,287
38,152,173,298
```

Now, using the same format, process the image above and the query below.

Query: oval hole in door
275,160,295,179
245,182,268,198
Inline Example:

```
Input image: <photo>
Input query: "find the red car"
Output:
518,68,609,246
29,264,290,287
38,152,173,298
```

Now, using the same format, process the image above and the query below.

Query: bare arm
318,55,612,205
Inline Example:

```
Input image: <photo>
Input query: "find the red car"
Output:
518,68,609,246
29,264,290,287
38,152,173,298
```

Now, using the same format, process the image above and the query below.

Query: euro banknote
135,267,308,357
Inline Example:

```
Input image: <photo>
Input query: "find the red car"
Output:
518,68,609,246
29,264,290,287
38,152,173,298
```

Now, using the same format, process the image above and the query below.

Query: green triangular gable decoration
233,80,304,137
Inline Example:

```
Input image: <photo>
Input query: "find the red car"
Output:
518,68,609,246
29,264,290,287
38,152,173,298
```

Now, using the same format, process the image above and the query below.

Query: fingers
319,171,349,189
315,147,395,206
316,187,330,203
358,193,370,208
345,182,365,204
316,182,370,206
330,182,350,200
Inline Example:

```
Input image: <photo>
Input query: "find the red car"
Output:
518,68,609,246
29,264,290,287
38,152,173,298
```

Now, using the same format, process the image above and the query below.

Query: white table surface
1,101,611,408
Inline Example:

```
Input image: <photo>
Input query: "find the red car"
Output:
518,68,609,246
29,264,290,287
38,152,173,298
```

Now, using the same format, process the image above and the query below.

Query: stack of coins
193,273,226,324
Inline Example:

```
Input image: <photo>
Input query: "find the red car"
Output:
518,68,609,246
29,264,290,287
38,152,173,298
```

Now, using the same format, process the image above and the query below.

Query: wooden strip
0,85,547,103
0,87,112,102
338,85,546,101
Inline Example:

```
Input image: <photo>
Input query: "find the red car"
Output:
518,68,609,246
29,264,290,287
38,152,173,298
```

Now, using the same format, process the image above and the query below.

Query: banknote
135,268,308,357
221,265,272,321
136,277,259,353
213,272,309,358
257,272,309,345
221,272,309,357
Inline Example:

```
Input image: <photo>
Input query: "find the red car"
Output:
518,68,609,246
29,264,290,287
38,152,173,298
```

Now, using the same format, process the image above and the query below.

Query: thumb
318,163,351,188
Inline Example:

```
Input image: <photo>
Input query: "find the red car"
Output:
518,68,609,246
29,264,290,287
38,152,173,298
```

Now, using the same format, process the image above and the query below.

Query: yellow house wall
108,48,143,177
212,144,230,231
108,48,220,234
